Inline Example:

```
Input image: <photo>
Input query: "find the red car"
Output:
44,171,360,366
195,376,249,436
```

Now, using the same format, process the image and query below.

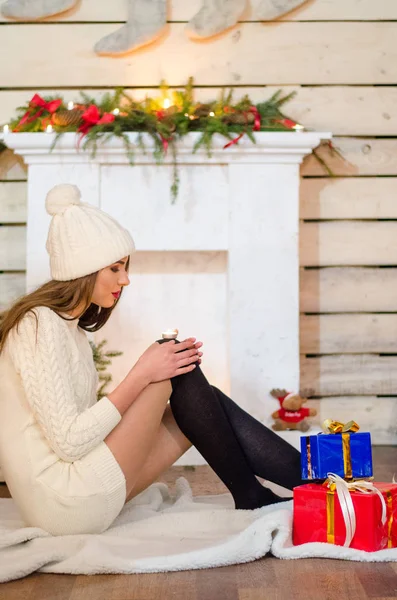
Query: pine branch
89,339,123,401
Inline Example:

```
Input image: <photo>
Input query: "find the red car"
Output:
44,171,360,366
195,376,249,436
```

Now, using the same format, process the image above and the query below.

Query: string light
46,124,53,133
163,98,171,109
2,124,9,134
112,108,120,115
293,123,305,131
67,101,74,110
209,112,215,117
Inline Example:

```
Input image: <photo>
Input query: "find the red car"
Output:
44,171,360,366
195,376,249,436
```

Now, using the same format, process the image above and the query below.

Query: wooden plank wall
1,0,396,443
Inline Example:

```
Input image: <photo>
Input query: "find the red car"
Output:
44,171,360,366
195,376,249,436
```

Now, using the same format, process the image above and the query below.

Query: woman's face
91,256,130,308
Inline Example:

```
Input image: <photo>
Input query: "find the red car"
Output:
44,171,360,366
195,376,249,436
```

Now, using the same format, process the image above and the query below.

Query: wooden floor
1,447,396,600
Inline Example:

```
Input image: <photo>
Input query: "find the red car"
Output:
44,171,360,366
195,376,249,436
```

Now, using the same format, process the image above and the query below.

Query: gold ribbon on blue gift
324,473,388,547
323,420,360,479
322,419,360,435
305,420,359,480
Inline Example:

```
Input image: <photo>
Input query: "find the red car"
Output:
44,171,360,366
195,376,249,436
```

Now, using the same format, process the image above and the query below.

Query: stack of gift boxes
293,420,397,551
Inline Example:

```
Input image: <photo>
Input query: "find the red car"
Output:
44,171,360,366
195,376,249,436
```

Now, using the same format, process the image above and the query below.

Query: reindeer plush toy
270,388,317,433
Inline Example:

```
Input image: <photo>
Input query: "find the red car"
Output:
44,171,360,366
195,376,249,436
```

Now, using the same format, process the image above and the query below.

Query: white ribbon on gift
326,472,387,547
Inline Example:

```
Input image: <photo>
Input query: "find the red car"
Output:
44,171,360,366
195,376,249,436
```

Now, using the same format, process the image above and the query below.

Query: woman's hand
181,338,203,366
135,338,203,384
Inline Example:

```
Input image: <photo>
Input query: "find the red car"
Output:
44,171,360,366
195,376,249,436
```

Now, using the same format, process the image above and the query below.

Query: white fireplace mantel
5,131,330,460
4,131,329,163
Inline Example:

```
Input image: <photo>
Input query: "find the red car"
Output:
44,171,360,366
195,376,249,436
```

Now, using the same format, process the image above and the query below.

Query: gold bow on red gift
322,419,360,434
324,473,393,548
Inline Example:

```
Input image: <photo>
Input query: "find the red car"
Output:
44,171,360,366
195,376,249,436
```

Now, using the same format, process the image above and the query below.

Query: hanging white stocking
94,0,167,56
1,0,77,19
251,0,309,21
185,0,246,40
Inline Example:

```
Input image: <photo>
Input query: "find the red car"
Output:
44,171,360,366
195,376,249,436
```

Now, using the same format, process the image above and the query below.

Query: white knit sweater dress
0,306,127,535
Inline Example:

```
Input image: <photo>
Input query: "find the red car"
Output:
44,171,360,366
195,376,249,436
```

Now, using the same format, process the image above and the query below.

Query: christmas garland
3,78,336,200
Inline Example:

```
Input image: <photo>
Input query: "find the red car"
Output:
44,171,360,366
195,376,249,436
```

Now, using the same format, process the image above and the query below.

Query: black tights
157,339,302,510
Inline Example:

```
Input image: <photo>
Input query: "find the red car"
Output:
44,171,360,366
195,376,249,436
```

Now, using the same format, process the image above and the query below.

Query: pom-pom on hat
45,184,135,281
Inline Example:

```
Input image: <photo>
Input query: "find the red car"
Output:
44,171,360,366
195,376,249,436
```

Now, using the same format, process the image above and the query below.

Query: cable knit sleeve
8,306,122,462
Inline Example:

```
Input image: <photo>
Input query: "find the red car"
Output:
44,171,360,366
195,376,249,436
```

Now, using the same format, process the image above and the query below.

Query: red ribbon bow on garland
78,105,115,135
77,105,115,147
223,106,261,150
14,93,62,131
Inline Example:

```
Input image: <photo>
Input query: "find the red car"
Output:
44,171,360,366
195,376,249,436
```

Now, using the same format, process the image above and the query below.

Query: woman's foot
235,484,292,510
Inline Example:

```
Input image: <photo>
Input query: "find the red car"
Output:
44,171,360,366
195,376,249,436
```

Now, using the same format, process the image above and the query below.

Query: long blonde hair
0,258,129,354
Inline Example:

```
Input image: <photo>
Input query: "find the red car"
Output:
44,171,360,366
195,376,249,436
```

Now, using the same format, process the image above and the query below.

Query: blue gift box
300,432,373,481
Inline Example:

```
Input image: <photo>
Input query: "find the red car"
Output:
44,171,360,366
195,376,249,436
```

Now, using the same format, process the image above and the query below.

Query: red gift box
293,479,397,552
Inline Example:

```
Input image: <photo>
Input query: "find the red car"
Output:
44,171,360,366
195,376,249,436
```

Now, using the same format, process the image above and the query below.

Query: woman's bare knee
104,379,172,496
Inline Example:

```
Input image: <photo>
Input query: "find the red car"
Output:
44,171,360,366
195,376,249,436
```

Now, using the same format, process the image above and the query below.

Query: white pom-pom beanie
45,184,135,281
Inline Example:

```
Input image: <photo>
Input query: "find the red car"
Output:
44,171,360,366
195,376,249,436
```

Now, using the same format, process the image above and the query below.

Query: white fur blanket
0,478,396,583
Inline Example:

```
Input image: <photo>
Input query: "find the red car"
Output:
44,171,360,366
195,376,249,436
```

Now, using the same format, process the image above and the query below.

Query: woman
0,183,302,536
